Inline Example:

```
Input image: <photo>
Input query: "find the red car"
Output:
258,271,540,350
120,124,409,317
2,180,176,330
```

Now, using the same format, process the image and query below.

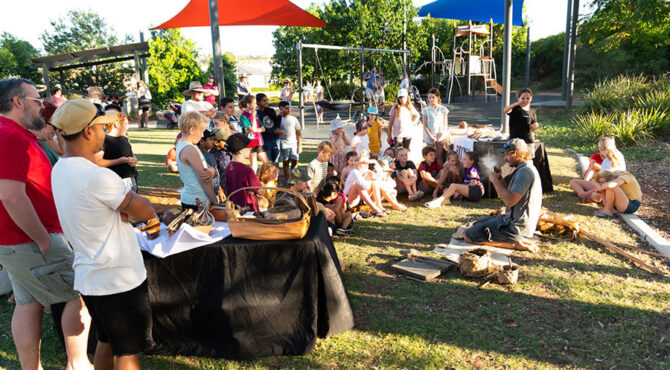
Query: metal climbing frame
296,42,411,130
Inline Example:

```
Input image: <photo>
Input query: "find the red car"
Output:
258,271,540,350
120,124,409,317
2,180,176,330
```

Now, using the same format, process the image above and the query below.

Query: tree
39,10,134,95
204,53,237,99
0,33,41,82
147,29,203,104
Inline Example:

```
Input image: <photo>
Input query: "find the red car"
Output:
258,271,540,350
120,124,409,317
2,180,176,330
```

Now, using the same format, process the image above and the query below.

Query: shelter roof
29,42,149,69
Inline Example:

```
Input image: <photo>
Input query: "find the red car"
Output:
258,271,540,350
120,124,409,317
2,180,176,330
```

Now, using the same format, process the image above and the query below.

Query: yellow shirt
617,172,642,201
368,119,382,154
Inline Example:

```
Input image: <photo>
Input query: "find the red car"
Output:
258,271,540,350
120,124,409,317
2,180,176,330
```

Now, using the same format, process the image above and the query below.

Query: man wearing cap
203,74,219,106
462,138,542,252
51,98,157,369
182,81,217,118
0,78,94,370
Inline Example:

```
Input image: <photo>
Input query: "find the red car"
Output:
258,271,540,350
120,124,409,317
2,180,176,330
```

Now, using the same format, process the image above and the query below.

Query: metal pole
402,2,407,66
525,26,531,86
139,32,149,84
133,51,141,81
208,0,226,98
431,34,435,88
467,22,472,100
566,0,580,108
359,47,365,111
561,0,574,100
501,0,513,134
489,19,493,59
42,65,51,99
297,41,305,130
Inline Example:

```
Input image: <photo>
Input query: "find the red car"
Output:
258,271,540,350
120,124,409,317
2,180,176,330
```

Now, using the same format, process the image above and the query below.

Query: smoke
480,154,501,175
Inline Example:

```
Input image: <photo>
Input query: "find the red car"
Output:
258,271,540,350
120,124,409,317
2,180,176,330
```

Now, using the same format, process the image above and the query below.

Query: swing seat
316,99,354,110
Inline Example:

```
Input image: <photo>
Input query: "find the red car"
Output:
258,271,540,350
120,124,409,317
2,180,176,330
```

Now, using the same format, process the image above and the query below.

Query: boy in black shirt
256,93,284,164
98,105,138,192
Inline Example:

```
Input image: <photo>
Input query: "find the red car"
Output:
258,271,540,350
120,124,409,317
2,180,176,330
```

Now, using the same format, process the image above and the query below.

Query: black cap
201,127,218,140
225,133,250,153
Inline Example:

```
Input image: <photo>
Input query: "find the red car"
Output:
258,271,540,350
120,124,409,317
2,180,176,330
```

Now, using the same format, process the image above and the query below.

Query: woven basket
497,264,519,285
458,248,498,277
226,187,312,240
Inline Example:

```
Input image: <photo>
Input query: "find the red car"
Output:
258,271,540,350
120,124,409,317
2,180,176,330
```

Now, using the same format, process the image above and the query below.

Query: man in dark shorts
463,139,542,252
51,98,158,369
0,78,93,369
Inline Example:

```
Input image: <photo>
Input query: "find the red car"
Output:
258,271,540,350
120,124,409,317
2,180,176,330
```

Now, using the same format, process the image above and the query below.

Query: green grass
1,125,669,369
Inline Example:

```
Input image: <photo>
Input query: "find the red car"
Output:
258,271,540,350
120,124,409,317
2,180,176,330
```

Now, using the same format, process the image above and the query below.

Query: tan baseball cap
51,98,119,135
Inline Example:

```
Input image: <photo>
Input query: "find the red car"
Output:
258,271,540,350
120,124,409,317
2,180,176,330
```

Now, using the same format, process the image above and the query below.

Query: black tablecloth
52,214,354,360
471,140,553,198
143,213,354,359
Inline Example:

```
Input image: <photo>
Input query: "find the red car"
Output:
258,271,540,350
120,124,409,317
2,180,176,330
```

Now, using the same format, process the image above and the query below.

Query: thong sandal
595,210,616,219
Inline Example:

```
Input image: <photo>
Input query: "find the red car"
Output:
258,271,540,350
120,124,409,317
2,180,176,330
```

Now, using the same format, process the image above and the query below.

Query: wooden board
391,259,450,282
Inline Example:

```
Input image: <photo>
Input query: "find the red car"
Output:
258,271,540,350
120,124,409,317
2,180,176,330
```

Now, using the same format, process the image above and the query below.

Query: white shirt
343,168,371,195
182,99,214,114
351,134,370,153
52,157,146,296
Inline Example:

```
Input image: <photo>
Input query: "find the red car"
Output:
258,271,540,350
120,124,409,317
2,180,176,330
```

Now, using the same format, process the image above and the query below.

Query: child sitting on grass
382,146,397,162
425,151,484,207
418,146,444,200
308,141,334,192
393,147,420,200
318,177,354,236
570,136,626,203
442,151,462,186
343,151,389,217
593,170,641,218
340,151,358,184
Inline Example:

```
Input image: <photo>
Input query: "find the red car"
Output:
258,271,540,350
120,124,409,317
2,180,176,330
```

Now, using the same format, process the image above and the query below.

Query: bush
573,108,669,147
581,75,650,114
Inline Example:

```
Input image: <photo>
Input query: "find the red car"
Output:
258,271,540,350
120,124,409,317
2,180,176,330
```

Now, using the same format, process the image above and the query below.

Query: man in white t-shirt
51,99,158,369
182,81,216,118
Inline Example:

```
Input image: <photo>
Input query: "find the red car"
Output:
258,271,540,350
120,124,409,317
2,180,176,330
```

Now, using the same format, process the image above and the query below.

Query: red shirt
225,161,262,212
0,116,62,244
418,160,443,178
203,83,218,105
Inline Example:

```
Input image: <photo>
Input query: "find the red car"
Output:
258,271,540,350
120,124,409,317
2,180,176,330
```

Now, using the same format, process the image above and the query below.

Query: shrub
581,74,650,114
573,108,669,147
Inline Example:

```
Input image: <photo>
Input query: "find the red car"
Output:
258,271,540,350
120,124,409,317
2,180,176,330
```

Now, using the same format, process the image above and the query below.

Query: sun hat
355,119,371,133
366,106,379,115
183,81,208,96
498,138,529,153
225,133,251,153
397,88,409,98
289,167,310,185
51,99,119,135
330,114,345,132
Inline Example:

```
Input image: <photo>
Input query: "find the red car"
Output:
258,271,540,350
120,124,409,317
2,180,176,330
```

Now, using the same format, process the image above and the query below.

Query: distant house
237,62,271,89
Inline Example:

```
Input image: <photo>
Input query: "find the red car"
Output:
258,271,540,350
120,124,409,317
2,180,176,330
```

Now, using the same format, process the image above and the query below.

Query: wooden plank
391,259,446,282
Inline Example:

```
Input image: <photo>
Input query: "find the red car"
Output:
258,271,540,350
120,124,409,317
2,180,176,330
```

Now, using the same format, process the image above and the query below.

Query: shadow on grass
344,270,670,368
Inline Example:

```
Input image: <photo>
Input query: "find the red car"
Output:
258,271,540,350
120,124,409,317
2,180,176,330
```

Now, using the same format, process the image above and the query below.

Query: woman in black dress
503,88,537,144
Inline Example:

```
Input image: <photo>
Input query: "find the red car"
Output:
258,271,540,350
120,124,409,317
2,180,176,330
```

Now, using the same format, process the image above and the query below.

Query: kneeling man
51,99,157,369
464,139,542,252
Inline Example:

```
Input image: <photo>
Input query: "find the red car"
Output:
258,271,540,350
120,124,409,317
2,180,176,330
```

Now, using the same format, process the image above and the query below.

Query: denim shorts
0,233,79,306
623,199,641,214
281,145,299,161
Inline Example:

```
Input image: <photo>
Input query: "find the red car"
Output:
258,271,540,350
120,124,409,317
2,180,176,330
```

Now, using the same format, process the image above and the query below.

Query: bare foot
453,225,468,240
392,204,407,211
515,240,539,253
442,197,451,205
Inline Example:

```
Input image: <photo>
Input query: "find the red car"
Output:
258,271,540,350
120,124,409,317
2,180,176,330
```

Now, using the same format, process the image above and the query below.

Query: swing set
296,41,411,129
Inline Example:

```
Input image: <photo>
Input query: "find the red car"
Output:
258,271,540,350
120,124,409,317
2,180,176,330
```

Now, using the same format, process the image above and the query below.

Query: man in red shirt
0,78,93,370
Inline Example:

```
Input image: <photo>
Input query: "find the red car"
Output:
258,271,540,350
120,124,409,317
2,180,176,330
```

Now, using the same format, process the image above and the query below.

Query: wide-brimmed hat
330,115,345,132
397,88,409,98
366,106,379,115
51,99,119,135
499,138,528,153
183,81,207,96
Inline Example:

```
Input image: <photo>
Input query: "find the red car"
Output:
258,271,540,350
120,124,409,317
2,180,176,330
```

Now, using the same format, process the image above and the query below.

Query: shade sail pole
501,0,513,134
561,0,574,100
566,0,579,108
297,41,305,130
208,0,225,98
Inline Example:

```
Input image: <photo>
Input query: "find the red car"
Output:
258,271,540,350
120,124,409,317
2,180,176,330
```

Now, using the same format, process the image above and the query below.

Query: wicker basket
458,248,498,277
496,264,519,285
226,187,313,240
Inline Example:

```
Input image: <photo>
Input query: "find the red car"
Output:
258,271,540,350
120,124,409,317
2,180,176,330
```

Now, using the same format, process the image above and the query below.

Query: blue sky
4,0,591,58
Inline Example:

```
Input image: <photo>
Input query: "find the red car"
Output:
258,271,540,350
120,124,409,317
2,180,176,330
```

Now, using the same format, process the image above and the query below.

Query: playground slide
482,74,503,95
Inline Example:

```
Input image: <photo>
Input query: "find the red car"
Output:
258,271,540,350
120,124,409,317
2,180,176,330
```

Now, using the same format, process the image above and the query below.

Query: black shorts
181,202,199,212
464,214,521,244
250,145,265,154
468,185,483,201
81,280,154,356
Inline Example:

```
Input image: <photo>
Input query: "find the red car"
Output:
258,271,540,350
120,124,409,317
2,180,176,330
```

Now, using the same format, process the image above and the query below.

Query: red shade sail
153,0,325,29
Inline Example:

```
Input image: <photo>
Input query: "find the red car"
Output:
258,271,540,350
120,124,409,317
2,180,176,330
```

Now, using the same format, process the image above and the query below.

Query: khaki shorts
0,233,79,306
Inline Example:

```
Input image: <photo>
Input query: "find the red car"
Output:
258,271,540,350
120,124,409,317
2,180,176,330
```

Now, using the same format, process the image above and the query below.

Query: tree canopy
0,33,40,82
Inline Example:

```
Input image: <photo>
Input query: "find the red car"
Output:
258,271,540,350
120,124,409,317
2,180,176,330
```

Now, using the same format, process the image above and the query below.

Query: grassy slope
1,119,668,369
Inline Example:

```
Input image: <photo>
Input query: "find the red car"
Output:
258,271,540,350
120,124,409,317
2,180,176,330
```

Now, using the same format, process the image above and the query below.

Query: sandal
594,210,616,219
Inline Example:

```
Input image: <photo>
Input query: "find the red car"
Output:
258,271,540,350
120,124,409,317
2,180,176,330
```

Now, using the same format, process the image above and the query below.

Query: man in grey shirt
463,138,542,252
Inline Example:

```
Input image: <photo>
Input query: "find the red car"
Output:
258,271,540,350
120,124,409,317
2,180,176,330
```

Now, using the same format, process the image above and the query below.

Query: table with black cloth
143,213,354,359
463,140,553,198
52,213,354,360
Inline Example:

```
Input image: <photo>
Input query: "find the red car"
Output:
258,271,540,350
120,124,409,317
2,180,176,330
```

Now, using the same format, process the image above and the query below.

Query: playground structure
296,42,411,129
420,20,502,104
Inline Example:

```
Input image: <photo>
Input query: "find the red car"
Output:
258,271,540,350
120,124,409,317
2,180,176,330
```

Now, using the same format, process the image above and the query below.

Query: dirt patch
138,186,181,214
626,158,670,240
